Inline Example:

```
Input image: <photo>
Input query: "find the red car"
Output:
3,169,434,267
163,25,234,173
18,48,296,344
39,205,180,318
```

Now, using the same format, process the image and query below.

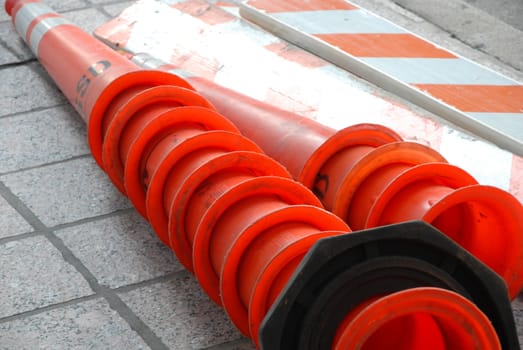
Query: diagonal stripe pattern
240,0,523,156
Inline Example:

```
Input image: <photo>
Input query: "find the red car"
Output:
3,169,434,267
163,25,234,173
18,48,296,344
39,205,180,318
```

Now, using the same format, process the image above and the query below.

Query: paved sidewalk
0,0,522,349
0,0,253,349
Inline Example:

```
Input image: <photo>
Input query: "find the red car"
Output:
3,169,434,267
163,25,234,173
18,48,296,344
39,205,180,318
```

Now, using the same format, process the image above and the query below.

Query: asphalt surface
464,0,523,31
349,0,523,82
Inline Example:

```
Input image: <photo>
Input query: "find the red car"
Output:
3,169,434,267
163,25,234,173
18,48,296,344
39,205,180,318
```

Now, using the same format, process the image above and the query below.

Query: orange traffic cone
5,0,348,343
129,53,523,299
259,222,519,350
5,2,519,349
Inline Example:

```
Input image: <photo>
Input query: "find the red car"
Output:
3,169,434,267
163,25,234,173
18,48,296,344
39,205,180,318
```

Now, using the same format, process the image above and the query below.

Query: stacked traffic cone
131,52,523,300
5,1,520,349
260,221,519,349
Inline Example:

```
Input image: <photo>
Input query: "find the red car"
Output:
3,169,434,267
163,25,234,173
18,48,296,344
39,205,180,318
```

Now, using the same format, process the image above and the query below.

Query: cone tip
5,1,13,16
4,0,20,16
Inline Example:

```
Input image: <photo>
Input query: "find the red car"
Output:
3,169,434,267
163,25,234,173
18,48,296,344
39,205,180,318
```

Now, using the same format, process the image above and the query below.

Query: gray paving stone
0,157,131,227
63,7,110,34
0,44,20,65
0,21,34,62
0,235,93,318
0,1,94,63
56,211,182,289
0,298,150,350
0,6,10,23
0,48,18,65
513,296,523,347
45,0,90,12
0,63,66,118
120,271,247,349
0,0,88,22
103,1,136,17
0,105,89,174
0,194,32,239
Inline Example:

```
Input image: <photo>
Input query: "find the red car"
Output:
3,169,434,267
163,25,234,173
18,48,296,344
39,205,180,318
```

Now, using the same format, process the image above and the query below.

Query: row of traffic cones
131,52,523,300
5,1,521,349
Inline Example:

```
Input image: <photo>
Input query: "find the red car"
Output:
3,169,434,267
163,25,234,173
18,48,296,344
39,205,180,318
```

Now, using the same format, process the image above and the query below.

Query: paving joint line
0,154,93,177
0,293,102,325
0,231,44,245
0,180,170,350
0,102,70,120
0,181,47,231
0,58,37,70
112,270,187,294
0,267,182,328
50,207,136,231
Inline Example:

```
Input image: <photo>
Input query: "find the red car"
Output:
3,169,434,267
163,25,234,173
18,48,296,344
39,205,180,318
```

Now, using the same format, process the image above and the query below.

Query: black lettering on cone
74,60,112,114
313,173,329,200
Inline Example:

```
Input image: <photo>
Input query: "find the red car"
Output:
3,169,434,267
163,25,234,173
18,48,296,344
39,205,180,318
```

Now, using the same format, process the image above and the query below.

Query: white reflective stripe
14,2,54,40
131,53,165,69
271,10,406,34
131,53,193,77
29,17,72,56
467,112,523,141
159,0,187,4
167,68,193,78
359,57,516,85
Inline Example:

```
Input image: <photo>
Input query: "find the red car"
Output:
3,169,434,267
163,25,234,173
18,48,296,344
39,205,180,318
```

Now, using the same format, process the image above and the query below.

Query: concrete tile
0,21,34,62
513,297,523,347
0,105,89,174
0,157,131,227
0,48,19,65
0,5,10,23
120,271,246,349
104,1,136,17
0,195,32,239
0,298,150,350
0,1,93,63
0,63,66,118
56,211,182,289
0,44,21,65
45,0,90,12
0,236,93,318
0,0,88,21
63,8,110,34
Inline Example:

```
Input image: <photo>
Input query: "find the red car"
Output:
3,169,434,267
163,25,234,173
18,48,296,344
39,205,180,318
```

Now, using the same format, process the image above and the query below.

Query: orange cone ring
366,163,523,298
146,147,286,246
129,55,523,299
167,151,295,271
219,205,349,335
423,185,523,299
326,141,446,222
123,106,245,217
247,229,345,347
192,176,326,304
332,287,501,349
6,2,520,348
102,85,214,193
258,222,519,349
